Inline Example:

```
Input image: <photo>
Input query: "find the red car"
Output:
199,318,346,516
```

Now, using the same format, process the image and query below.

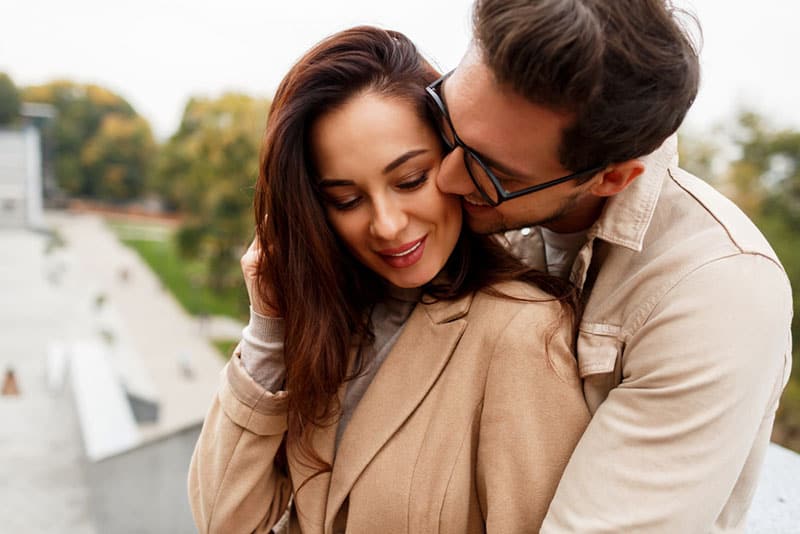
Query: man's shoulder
662,167,781,263
583,164,788,335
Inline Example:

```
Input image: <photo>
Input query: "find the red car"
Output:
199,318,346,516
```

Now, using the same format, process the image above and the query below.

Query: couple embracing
189,1,793,532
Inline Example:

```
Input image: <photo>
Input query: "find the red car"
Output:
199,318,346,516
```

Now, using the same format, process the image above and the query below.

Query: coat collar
589,134,679,252
565,135,678,290
317,291,473,531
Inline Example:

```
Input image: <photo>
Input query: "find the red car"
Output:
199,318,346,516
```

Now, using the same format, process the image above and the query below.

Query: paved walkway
0,228,96,534
48,212,225,446
1,212,226,532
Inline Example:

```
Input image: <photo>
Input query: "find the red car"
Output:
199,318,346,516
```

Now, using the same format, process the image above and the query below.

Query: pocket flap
577,325,621,378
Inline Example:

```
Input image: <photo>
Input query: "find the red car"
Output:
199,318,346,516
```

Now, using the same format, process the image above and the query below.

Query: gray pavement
0,228,96,534
1,212,226,533
48,212,225,447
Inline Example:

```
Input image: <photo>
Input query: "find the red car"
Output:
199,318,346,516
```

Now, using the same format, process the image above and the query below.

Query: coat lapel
323,293,473,531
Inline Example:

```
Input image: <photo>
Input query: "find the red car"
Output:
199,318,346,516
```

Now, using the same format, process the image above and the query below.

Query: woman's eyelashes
395,172,428,190
326,173,429,211
330,196,362,211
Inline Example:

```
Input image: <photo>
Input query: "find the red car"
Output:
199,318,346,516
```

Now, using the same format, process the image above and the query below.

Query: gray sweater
240,288,419,450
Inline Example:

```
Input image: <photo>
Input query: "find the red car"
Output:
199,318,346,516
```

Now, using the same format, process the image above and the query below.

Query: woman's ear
590,160,645,198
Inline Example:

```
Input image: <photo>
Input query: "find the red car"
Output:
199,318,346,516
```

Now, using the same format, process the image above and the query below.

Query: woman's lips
377,235,427,268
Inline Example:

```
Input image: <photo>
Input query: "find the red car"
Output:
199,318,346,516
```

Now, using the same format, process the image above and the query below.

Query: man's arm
542,253,793,533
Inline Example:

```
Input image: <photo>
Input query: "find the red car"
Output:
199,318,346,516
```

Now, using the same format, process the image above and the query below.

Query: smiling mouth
379,237,425,257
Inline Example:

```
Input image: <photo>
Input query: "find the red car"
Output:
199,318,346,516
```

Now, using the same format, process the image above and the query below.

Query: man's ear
590,160,645,197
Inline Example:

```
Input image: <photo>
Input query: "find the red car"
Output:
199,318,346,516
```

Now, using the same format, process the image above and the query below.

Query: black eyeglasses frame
425,70,604,207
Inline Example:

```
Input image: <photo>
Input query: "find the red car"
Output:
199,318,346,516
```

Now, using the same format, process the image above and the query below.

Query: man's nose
436,147,475,197
370,198,408,241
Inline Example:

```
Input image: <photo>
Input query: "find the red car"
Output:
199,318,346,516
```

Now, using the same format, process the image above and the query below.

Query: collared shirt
505,136,793,533
540,226,589,280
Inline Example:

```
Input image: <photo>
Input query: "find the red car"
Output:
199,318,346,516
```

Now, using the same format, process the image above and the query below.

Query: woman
189,26,589,533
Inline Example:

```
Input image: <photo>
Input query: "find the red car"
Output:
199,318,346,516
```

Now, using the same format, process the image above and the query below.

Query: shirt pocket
577,324,623,410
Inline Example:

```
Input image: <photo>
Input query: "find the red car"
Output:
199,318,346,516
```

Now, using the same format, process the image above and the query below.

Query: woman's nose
370,198,408,241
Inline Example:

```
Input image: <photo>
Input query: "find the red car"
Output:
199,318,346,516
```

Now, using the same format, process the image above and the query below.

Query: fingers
247,236,260,257
241,242,255,271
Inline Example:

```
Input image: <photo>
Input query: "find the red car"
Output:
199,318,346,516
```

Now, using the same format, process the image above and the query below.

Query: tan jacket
504,137,793,533
189,282,590,533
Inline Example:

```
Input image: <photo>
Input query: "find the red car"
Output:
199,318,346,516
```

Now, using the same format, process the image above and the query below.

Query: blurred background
1,1,798,532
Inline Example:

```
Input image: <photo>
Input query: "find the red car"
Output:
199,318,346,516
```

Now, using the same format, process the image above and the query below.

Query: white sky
1,0,797,140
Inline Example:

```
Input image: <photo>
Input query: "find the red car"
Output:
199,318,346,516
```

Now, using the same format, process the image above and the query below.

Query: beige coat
189,282,590,533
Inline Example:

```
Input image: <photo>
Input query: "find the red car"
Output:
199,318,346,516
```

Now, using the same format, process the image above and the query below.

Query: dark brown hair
254,25,575,477
473,0,701,171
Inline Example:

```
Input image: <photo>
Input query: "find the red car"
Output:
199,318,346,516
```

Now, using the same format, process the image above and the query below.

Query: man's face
435,47,604,234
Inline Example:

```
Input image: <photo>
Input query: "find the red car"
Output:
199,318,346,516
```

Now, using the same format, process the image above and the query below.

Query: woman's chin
382,263,449,289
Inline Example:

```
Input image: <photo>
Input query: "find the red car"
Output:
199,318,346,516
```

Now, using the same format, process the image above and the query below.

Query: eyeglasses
425,70,604,207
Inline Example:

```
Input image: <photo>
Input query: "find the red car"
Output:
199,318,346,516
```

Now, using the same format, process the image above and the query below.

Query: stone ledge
747,443,800,532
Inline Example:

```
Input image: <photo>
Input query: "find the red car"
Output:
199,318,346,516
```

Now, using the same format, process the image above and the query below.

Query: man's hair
473,0,700,171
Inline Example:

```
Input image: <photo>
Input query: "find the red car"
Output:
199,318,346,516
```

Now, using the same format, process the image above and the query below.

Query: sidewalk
48,211,224,446
0,228,96,534
1,212,226,532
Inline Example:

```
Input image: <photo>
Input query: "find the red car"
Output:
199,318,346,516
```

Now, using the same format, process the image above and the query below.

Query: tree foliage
154,93,270,307
21,81,155,200
0,72,21,125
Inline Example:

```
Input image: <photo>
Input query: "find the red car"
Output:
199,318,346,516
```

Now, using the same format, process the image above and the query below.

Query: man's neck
543,195,606,234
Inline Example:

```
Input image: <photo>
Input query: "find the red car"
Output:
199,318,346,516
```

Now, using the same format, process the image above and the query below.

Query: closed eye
396,173,428,191
326,195,362,211
495,174,527,191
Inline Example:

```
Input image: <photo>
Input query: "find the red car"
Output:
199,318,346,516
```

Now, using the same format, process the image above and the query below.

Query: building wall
85,424,201,534
0,127,42,228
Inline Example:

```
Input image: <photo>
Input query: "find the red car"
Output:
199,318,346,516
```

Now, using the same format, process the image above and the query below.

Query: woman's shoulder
473,279,564,309
469,281,579,385
467,280,571,331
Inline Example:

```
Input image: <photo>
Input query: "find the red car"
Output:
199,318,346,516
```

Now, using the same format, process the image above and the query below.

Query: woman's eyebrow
318,148,430,188
318,178,354,188
382,149,428,174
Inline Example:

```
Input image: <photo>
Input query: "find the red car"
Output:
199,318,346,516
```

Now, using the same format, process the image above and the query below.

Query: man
428,0,792,531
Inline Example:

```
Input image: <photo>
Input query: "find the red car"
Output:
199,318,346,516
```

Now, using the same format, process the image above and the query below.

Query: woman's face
312,92,462,288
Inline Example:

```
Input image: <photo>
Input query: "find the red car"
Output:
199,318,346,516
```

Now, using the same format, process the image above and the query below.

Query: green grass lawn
107,220,247,321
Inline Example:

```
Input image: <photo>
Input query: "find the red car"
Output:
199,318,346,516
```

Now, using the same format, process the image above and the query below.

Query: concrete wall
85,424,201,534
0,127,42,228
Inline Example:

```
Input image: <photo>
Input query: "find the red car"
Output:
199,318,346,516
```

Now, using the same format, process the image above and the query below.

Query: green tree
81,114,155,200
0,72,21,125
155,93,270,309
21,81,155,200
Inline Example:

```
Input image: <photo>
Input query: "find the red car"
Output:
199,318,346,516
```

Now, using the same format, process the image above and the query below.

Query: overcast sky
1,0,797,140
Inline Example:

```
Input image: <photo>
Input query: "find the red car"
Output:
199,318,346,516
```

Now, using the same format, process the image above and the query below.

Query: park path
0,211,228,533
46,212,226,445
0,226,97,534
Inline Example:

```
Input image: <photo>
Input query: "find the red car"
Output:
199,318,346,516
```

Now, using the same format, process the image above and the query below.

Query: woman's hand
241,236,281,317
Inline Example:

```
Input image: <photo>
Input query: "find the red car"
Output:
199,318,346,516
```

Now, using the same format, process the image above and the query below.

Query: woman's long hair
254,26,577,475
